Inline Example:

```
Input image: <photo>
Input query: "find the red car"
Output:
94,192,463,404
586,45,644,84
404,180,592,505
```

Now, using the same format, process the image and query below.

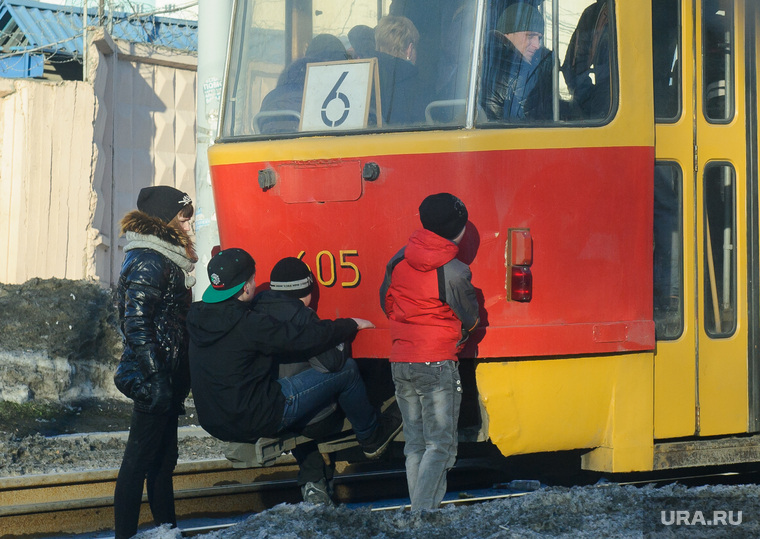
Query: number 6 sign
300,58,382,131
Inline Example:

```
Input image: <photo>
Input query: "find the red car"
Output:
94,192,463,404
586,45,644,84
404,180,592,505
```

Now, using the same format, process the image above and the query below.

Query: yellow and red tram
207,0,760,473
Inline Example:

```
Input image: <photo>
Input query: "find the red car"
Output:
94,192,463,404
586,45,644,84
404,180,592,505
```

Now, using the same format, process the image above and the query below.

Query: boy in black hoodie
187,250,402,505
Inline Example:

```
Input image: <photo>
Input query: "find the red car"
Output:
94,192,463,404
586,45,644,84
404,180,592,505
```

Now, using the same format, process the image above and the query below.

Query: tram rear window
219,0,617,139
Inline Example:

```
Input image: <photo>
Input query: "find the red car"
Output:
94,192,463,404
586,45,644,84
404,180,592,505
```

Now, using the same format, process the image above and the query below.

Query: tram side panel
208,135,656,472
207,0,658,473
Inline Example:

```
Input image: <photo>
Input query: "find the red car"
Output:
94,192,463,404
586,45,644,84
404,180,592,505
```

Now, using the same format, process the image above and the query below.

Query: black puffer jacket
114,211,193,415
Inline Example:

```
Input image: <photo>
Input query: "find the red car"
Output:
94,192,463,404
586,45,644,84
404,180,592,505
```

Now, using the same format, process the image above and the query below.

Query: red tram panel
209,144,654,359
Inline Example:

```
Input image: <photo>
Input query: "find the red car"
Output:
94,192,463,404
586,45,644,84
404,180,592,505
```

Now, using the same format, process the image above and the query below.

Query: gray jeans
391,360,462,510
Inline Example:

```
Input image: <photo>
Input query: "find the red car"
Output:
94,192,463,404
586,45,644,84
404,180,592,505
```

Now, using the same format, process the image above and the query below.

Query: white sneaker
301,478,335,506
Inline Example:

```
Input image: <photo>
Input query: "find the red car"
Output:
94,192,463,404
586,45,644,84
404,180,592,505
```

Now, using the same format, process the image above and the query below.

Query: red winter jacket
380,228,480,363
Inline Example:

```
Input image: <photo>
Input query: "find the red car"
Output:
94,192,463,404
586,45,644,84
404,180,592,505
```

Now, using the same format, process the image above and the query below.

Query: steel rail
0,451,516,537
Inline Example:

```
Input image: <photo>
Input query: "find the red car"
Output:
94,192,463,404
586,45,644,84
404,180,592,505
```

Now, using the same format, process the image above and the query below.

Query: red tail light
508,228,533,302
511,266,532,302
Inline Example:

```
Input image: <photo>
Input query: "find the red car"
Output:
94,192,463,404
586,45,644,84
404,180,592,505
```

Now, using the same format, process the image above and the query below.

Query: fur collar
120,210,197,261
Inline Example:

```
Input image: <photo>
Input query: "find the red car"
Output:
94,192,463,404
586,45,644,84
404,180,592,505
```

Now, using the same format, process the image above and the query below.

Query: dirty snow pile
0,278,123,403
132,483,760,538
0,428,228,476
0,279,232,477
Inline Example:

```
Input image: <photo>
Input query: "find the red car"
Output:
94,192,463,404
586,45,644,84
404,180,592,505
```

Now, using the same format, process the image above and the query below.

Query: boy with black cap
187,249,402,500
380,192,480,510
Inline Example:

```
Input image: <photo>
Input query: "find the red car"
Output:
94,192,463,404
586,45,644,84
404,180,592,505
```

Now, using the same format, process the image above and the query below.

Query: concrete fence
0,27,197,287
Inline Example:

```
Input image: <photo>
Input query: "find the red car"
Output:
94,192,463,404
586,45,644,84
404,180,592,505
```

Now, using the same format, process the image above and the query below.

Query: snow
126,483,760,539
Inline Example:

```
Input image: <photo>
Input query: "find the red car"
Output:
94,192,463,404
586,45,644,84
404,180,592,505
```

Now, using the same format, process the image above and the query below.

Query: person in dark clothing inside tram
374,15,426,125
187,249,402,502
480,1,553,121
348,24,376,59
257,34,349,134
561,0,612,119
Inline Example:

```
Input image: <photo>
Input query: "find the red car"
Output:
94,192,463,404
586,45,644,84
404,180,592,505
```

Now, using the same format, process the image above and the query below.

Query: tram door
653,0,752,439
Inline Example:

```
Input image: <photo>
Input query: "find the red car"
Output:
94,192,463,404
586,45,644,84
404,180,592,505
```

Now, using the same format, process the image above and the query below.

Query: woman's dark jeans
114,409,179,539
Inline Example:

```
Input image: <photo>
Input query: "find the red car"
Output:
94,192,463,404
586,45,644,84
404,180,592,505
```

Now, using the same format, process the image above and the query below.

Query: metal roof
0,0,197,68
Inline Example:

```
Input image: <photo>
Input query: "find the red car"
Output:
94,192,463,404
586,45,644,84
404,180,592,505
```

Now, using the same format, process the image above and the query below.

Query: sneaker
360,411,403,459
301,478,335,506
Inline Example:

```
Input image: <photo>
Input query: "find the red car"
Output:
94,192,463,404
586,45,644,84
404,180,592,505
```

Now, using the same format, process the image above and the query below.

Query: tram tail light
507,228,533,302
510,266,533,302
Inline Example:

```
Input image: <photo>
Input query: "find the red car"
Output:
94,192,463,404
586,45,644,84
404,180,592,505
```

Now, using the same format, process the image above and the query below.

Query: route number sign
300,59,381,131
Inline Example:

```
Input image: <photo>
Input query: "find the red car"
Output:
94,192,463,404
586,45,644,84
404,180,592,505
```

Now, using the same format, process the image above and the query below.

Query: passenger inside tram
257,34,348,134
374,15,426,125
561,0,612,119
347,24,375,59
480,1,554,121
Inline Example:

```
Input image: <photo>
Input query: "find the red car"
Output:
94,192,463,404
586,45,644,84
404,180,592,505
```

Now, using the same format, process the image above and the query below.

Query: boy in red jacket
379,193,480,510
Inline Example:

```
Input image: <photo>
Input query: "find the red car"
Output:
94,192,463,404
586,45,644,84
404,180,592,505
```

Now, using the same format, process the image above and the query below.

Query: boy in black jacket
188,250,402,505
254,257,351,504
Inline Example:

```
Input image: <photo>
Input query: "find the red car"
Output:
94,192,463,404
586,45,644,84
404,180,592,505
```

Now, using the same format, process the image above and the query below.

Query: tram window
477,0,616,126
702,0,735,123
703,163,737,338
652,0,680,121
219,0,478,138
654,163,683,340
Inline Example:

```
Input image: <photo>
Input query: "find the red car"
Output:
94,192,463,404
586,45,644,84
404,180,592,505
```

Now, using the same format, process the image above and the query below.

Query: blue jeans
391,360,462,510
277,358,378,441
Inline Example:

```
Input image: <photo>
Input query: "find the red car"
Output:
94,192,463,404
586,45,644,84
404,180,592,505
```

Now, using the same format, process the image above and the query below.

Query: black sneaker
301,478,335,506
360,411,403,459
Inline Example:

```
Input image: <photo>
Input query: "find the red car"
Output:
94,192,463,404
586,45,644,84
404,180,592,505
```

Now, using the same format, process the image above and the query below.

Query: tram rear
209,0,656,472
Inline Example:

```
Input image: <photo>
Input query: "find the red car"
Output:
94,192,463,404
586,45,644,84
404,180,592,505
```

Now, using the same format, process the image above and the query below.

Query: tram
207,0,760,473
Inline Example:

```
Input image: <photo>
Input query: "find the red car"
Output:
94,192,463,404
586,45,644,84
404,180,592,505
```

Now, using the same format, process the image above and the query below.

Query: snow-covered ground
129,483,760,539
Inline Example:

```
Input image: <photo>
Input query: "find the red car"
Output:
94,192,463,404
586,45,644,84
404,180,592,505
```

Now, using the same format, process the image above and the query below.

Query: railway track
5,425,760,539
0,455,300,538
0,446,513,538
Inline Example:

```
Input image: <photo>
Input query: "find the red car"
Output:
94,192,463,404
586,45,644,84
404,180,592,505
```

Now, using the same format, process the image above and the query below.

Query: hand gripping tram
207,0,760,475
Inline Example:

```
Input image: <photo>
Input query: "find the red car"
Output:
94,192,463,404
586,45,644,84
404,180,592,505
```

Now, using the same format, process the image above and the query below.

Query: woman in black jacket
113,185,196,539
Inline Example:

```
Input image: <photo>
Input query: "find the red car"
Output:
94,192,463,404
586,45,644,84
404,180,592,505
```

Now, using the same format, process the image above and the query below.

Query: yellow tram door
654,0,757,452
693,0,752,437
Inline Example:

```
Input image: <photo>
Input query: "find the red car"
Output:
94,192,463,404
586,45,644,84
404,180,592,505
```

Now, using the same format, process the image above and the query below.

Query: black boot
360,411,403,459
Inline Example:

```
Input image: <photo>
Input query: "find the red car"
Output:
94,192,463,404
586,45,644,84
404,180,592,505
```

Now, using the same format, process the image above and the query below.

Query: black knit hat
497,2,544,35
419,193,469,240
348,25,376,58
305,34,347,59
270,257,314,298
137,186,192,223
202,248,256,303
